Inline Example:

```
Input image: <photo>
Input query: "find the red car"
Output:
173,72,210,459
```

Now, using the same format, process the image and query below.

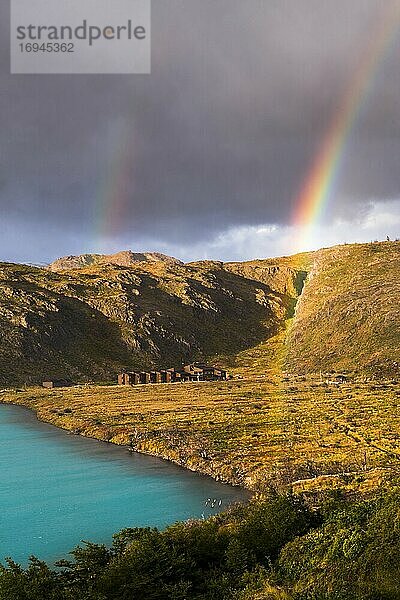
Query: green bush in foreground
278,488,400,599
0,488,399,600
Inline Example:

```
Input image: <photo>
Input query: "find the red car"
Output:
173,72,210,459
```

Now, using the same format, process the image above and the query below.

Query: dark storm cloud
0,0,399,261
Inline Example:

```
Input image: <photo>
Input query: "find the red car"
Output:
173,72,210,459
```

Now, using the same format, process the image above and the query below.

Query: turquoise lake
0,404,248,565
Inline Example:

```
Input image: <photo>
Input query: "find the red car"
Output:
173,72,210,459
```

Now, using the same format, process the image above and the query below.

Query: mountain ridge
48,250,183,271
0,241,399,385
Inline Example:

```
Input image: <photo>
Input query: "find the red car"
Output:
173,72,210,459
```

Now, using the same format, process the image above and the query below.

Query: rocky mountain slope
0,242,398,385
0,253,302,385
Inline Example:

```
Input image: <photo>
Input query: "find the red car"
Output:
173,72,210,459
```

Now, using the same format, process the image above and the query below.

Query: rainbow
94,118,135,250
292,1,400,251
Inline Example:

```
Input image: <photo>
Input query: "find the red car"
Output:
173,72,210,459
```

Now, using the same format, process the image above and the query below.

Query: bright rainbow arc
293,2,400,252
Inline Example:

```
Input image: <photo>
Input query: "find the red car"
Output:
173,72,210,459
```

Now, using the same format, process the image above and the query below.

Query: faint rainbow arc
94,119,135,251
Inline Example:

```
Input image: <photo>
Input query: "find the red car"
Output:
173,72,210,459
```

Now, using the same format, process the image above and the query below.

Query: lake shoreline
2,375,398,499
0,394,253,493
0,400,249,565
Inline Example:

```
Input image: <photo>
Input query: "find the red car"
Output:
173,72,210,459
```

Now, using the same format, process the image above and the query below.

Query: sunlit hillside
0,241,399,386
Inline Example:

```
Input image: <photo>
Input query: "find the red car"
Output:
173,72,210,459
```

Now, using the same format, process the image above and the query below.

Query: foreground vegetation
1,486,399,599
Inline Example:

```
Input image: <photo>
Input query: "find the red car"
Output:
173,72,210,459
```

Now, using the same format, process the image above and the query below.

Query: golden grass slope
286,242,400,376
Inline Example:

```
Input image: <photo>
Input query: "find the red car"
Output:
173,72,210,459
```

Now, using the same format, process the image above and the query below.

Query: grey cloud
0,0,399,262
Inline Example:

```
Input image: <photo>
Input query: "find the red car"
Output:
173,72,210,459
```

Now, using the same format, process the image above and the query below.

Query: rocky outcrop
48,250,183,271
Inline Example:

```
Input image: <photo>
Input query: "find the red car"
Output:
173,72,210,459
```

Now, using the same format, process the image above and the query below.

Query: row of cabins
118,363,227,386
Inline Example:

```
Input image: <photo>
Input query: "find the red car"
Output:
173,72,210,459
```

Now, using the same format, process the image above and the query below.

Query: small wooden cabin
42,379,72,389
150,371,162,384
160,370,172,383
118,372,140,385
140,372,151,384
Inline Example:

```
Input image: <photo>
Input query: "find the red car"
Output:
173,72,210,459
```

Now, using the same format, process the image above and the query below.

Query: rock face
48,251,183,271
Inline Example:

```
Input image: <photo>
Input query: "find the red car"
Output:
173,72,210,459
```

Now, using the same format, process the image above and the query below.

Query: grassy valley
2,375,400,496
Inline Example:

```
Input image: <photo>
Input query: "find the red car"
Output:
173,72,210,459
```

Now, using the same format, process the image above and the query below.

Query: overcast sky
1,0,399,264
